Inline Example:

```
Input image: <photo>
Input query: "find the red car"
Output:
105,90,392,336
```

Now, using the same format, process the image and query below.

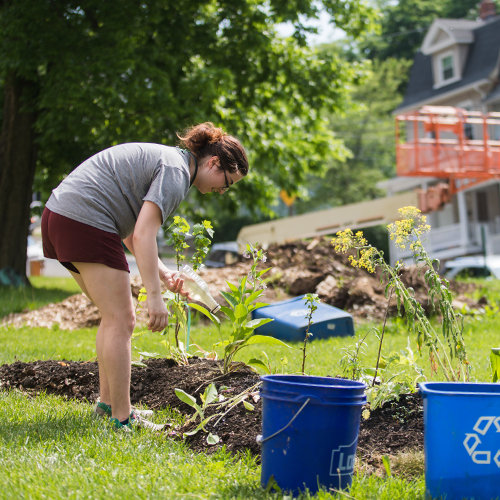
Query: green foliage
175,383,220,444
211,243,290,374
359,0,485,62
166,216,191,271
146,216,214,350
191,221,214,272
294,57,411,214
0,0,378,224
491,347,500,383
366,339,426,409
340,331,370,381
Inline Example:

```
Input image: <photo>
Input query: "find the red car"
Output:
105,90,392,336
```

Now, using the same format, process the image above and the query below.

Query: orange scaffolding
396,106,500,196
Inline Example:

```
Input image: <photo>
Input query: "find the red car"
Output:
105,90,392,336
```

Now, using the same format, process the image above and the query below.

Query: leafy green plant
332,206,471,382
174,381,262,444
247,351,289,375
135,217,214,356
491,348,500,382
190,221,214,272
366,339,427,410
165,216,190,271
191,243,290,374
340,330,370,381
301,293,320,375
175,383,220,444
218,244,290,373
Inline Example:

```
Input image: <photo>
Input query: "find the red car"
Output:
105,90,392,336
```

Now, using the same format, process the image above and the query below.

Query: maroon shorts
41,208,130,274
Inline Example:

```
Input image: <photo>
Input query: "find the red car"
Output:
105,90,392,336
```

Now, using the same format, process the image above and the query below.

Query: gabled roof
421,19,480,55
396,17,500,112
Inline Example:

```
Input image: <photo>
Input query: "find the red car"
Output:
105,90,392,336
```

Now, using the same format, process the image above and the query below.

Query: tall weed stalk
332,206,470,382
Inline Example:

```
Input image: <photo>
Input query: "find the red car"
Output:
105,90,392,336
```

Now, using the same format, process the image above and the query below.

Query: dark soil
0,358,423,463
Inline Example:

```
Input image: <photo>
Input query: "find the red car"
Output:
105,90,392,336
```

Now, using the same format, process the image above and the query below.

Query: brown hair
177,122,248,177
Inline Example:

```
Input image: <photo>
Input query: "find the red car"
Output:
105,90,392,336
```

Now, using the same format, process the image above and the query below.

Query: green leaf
382,455,392,477
175,388,202,414
245,289,264,306
131,360,147,368
137,351,159,358
244,317,273,330
207,433,220,445
234,304,249,320
247,358,271,374
257,267,272,277
491,348,500,383
219,305,235,322
188,303,220,324
243,335,291,348
226,281,239,293
243,400,255,411
220,291,238,308
202,383,218,406
252,302,270,309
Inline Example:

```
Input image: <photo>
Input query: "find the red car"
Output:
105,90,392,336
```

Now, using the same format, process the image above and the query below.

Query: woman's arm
132,201,173,332
124,216,180,289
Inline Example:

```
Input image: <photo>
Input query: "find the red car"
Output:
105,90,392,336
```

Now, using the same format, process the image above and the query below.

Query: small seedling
175,383,220,444
301,293,320,375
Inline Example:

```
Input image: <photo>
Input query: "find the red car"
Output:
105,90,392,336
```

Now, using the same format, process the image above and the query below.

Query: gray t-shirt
46,143,190,239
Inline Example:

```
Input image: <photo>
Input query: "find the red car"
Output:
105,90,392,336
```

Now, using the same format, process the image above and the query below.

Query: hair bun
177,122,249,177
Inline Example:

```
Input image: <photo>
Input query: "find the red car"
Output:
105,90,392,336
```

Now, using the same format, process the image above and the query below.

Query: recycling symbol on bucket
463,416,500,466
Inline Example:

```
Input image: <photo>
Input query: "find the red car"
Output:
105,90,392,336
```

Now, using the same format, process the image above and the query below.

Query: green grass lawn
0,277,499,498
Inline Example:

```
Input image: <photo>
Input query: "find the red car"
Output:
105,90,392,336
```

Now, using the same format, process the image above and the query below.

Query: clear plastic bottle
174,264,221,314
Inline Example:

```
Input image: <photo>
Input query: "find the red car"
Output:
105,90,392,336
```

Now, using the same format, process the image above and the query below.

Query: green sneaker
94,402,154,419
110,417,133,433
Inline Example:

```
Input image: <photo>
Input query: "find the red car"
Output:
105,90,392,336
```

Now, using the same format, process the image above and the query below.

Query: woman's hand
146,293,170,332
160,271,190,298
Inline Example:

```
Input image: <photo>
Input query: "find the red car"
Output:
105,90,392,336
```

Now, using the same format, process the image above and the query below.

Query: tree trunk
0,72,38,283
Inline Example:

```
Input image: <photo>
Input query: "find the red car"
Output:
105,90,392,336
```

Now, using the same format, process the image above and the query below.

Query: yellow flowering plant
332,206,470,384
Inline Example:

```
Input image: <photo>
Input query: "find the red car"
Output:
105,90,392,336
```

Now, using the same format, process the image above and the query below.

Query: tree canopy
360,0,485,62
294,56,411,214
0,0,377,279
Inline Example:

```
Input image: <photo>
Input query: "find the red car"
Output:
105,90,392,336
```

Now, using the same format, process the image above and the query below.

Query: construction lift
237,106,500,248
395,106,500,211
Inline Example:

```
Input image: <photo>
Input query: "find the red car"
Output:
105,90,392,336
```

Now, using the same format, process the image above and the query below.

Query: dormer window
441,54,454,81
433,50,461,88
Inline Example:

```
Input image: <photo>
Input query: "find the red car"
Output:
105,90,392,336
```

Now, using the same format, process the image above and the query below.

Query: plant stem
301,327,312,375
372,287,393,387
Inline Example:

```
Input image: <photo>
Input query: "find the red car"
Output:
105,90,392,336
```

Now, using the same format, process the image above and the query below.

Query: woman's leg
72,262,135,422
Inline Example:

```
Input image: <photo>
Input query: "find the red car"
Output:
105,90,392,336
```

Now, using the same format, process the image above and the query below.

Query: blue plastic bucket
260,375,366,496
420,382,500,500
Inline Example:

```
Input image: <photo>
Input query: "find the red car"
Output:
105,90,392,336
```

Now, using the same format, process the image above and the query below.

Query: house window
441,55,454,81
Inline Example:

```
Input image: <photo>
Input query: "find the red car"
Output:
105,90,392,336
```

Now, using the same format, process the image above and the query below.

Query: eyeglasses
221,170,230,192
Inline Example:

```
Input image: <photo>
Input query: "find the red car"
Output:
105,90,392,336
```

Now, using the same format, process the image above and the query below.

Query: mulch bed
0,357,423,465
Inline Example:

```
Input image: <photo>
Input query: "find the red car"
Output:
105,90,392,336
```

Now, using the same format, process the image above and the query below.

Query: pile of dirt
1,283,150,331
259,238,484,321
2,237,484,330
0,358,423,465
